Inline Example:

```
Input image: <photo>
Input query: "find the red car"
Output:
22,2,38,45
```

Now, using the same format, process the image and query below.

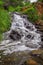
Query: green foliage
0,9,11,32
22,5,39,22
9,0,24,7
38,0,43,2
0,0,4,6
15,6,22,12
23,2,31,6
8,6,15,12
0,8,11,40
28,8,39,22
8,5,22,12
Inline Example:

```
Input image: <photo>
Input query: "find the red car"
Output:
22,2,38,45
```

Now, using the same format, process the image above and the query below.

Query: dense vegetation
38,0,43,2
0,8,11,40
0,0,43,40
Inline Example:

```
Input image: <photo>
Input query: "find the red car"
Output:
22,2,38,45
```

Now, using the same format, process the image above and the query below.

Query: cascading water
30,0,38,3
0,12,41,55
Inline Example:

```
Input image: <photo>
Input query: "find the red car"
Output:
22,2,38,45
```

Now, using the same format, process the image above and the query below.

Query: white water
30,0,37,3
0,13,41,55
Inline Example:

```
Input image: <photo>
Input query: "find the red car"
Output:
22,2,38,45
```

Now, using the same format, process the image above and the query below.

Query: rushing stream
0,12,41,55
30,0,38,3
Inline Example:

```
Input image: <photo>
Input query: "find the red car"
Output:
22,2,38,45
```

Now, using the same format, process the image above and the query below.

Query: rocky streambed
0,12,43,65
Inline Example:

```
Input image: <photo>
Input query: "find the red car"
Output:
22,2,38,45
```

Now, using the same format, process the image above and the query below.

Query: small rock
41,34,43,41
9,30,21,40
25,43,38,48
26,34,31,39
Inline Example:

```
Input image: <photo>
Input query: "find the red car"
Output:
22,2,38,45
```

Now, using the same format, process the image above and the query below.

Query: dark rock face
26,34,34,40
26,34,31,39
24,21,30,29
24,20,34,31
25,43,38,48
9,30,21,40
41,34,43,41
26,25,32,30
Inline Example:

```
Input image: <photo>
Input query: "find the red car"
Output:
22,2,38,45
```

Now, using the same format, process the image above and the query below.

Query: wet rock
24,22,31,30
26,34,34,39
30,49,43,65
31,49,43,55
26,34,31,39
9,30,21,40
24,20,35,31
30,49,43,59
26,24,35,31
26,25,31,29
40,53,43,60
40,43,43,48
22,15,28,18
25,42,39,48
14,12,21,15
41,34,43,41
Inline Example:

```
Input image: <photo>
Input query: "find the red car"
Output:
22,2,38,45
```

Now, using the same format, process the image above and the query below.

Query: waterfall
30,0,38,3
0,13,41,55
